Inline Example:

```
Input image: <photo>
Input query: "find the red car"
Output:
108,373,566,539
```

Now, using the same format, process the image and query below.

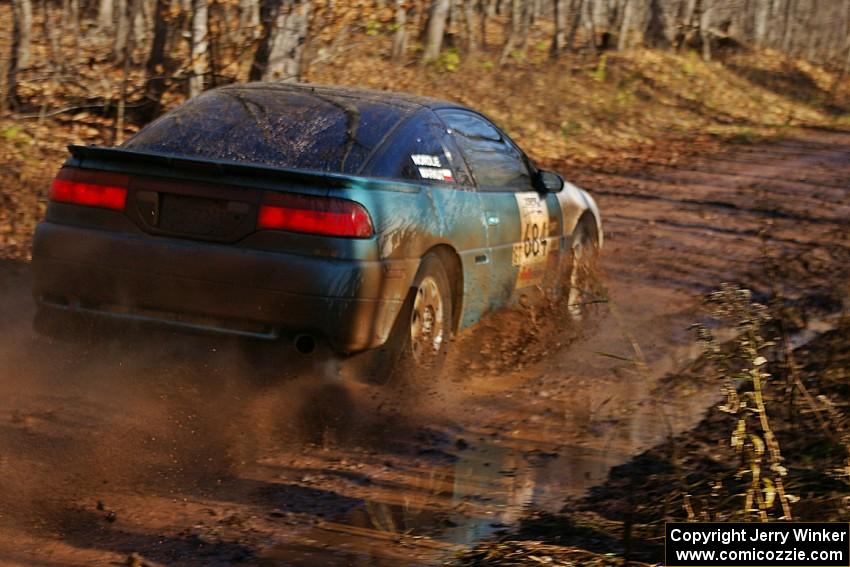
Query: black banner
666,523,850,566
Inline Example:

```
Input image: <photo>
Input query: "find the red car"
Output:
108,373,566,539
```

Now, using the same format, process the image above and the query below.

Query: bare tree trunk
115,0,139,144
499,0,521,62
644,0,670,47
133,0,147,47
41,0,60,68
70,0,81,60
675,0,697,49
140,0,170,121
240,0,261,40
251,0,277,80
422,0,450,62
463,0,478,52
804,0,817,59
480,0,489,47
551,0,567,55
5,0,24,111
617,0,632,49
520,0,532,52
264,0,312,81
189,0,209,96
447,0,458,47
98,0,113,29
16,0,32,69
61,0,70,36
764,0,777,44
699,0,712,61
113,0,129,60
780,0,793,53
752,0,766,45
392,0,408,60
566,0,583,49
830,3,850,101
208,0,220,87
582,0,596,53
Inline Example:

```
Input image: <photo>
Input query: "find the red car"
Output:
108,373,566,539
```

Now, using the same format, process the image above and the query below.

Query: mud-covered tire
566,218,601,321
369,253,453,385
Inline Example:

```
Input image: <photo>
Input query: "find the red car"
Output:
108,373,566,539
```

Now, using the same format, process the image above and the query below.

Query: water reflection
255,327,740,566
256,435,656,565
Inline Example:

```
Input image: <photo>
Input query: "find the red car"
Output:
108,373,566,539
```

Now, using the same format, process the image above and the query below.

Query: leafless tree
5,0,27,110
139,0,170,121
98,0,114,29
113,0,129,61
7,0,850,129
698,0,712,60
189,0,208,97
392,0,408,60
617,0,633,49
500,0,522,63
551,0,568,55
582,0,597,53
423,0,451,62
463,0,478,52
41,0,60,67
15,0,33,69
264,0,312,81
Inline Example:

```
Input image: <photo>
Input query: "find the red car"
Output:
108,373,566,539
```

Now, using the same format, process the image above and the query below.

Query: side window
365,113,473,187
436,110,533,192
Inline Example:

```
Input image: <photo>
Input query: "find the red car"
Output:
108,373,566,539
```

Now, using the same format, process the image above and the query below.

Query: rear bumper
32,222,411,353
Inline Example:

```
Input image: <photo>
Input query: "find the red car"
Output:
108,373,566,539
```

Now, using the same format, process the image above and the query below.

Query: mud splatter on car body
31,83,601,356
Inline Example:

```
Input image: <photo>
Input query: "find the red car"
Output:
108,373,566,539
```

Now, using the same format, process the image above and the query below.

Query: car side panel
479,190,564,310
335,183,491,333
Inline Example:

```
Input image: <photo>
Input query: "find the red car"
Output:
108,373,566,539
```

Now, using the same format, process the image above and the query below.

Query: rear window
122,86,406,175
366,113,473,187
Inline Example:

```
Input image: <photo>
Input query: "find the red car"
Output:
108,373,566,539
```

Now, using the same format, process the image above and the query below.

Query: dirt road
0,130,848,566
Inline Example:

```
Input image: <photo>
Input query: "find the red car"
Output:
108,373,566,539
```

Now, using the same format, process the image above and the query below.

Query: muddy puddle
249,328,733,564
253,293,848,566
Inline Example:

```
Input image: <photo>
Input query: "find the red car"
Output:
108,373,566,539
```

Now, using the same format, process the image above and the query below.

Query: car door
436,109,562,311
365,111,492,330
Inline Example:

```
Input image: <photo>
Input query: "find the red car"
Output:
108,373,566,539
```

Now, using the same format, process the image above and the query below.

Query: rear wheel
370,253,453,384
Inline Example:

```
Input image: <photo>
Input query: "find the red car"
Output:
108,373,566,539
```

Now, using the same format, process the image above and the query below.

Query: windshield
122,86,406,175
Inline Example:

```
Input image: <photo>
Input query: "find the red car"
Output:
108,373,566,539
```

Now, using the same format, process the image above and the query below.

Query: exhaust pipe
294,334,317,355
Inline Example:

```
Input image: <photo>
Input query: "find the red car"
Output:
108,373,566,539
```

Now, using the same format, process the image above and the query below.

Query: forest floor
0,127,847,565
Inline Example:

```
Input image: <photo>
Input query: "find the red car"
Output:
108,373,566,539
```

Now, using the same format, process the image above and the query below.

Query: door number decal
512,192,550,287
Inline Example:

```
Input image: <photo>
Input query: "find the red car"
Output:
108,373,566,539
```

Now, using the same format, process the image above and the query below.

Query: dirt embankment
0,130,846,566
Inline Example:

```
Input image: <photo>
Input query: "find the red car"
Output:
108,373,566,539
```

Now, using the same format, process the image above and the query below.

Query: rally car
31,83,602,377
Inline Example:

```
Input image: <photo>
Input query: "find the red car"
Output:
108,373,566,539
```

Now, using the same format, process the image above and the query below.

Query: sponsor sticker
411,154,443,167
418,167,454,182
512,192,550,288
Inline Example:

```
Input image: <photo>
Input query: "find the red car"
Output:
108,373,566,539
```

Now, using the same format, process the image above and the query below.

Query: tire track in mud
0,130,848,565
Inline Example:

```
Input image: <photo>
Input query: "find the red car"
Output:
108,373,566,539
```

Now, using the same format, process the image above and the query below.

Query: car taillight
49,168,129,211
258,193,373,238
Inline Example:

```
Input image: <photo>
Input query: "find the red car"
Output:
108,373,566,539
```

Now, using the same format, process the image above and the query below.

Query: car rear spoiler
66,145,420,193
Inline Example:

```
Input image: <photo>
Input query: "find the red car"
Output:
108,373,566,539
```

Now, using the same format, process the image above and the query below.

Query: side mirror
536,170,564,193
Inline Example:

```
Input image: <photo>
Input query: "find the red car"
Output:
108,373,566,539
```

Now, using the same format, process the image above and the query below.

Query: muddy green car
31,83,602,376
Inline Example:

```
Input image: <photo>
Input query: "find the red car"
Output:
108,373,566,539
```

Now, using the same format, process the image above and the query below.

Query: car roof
217,82,467,114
